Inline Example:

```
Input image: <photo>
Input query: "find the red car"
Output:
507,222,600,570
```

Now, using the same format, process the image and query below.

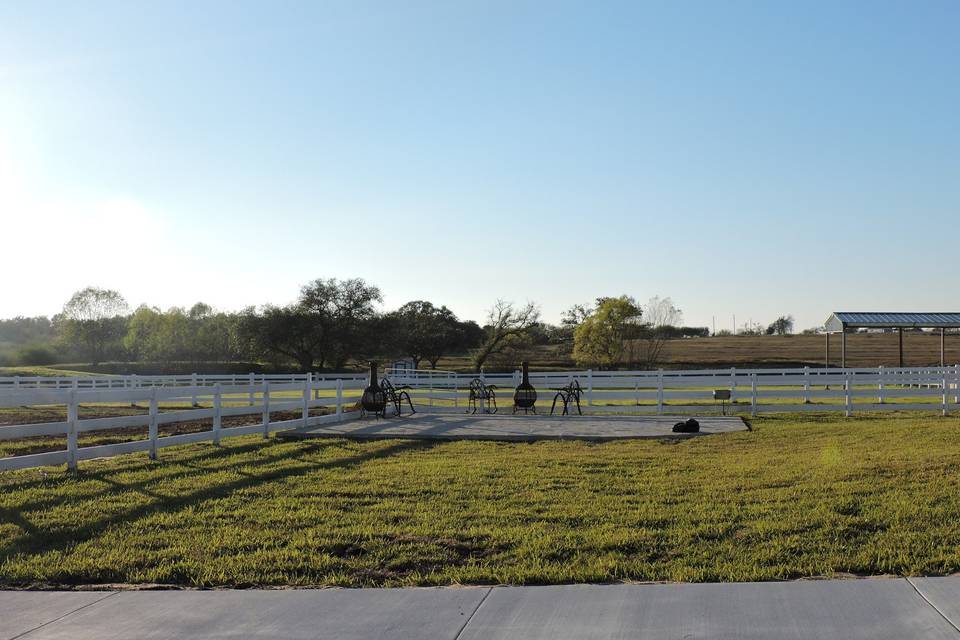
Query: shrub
16,344,58,366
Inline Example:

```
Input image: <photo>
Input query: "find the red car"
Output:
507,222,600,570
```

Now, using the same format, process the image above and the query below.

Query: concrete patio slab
458,581,960,640
3,587,487,640
0,591,115,640
280,412,747,442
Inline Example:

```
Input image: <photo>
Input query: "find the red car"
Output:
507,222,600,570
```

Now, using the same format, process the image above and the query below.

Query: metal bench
550,379,583,415
380,378,416,417
467,378,498,414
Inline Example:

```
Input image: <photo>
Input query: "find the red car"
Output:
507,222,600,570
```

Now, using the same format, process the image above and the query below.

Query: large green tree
236,278,382,371
572,296,643,368
236,304,326,372
59,287,129,365
387,301,465,369
298,278,382,368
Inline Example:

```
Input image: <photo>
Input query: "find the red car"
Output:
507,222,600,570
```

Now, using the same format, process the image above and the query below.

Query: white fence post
657,369,664,415
248,372,255,406
803,366,810,404
730,367,737,403
878,365,885,404
149,386,159,460
478,370,485,413
13,375,19,390
191,373,198,407
302,375,311,427
213,383,222,446
587,369,594,407
844,371,852,417
955,364,959,404
336,379,343,421
452,372,458,409
750,373,757,417
66,388,79,471
262,381,271,438
943,372,948,417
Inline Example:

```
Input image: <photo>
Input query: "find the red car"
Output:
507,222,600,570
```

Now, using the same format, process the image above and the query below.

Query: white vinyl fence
0,372,365,391
2,366,958,473
385,365,960,417
0,375,366,472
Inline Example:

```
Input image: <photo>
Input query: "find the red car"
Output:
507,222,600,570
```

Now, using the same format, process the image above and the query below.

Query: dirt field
658,332,960,368
439,332,960,371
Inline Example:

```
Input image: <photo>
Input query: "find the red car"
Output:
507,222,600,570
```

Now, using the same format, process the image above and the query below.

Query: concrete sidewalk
3,578,960,639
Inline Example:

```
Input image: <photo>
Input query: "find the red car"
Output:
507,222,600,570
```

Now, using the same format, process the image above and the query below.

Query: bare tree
472,300,540,371
561,303,593,327
766,315,795,335
624,296,682,368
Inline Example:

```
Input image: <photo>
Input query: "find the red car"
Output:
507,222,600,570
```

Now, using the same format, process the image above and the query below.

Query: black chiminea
361,361,387,418
513,361,538,414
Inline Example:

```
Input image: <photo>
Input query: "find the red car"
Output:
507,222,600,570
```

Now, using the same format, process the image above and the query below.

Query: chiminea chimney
513,361,537,413
361,361,387,417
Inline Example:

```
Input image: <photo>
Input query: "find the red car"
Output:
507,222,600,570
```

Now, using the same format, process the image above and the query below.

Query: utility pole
712,316,716,336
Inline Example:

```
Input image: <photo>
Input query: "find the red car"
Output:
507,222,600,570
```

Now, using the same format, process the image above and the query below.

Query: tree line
1,281,730,372
1,280,543,372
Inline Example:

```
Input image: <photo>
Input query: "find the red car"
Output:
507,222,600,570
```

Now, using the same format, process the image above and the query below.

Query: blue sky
2,1,958,331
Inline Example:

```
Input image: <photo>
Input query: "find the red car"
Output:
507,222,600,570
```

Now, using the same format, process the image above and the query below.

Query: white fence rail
0,372,366,390
384,365,960,417
0,376,366,472
2,366,959,473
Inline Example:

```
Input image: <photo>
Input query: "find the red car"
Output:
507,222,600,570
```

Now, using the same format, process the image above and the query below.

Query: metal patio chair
379,378,416,417
550,379,583,416
467,378,498,414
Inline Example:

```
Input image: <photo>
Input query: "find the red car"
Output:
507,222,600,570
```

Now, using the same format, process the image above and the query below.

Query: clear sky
2,1,958,331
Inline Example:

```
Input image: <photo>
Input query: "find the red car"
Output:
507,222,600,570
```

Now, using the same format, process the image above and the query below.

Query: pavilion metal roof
824,312,960,332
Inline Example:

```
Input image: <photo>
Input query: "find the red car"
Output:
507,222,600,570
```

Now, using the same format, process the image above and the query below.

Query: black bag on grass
672,418,700,433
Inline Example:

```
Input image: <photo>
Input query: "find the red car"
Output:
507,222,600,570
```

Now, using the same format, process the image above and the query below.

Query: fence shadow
0,439,438,567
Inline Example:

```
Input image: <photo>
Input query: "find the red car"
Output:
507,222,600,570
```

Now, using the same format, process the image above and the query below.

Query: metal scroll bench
380,378,417,417
467,378,497,414
550,379,583,415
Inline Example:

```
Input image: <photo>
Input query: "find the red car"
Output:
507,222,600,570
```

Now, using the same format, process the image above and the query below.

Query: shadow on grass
1,432,330,495
0,439,438,569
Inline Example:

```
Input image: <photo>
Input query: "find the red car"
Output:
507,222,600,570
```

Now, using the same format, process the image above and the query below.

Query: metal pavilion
823,312,960,368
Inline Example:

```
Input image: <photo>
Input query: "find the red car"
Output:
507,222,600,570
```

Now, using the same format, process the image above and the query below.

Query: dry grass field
658,332,960,368
436,332,960,372
5,333,957,376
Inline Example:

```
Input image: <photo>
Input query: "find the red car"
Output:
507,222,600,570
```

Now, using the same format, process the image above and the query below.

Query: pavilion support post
898,328,904,368
941,328,945,368
841,330,847,369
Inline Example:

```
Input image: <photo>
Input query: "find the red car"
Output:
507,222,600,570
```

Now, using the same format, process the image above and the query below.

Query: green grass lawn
2,412,960,588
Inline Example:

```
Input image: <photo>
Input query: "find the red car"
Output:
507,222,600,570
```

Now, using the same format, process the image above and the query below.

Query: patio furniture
468,378,498,414
550,379,583,415
380,378,416,417
512,361,538,414
361,361,388,418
